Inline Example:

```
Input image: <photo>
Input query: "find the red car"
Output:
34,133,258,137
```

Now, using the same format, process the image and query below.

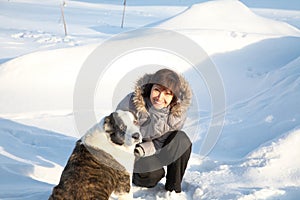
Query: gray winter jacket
116,72,192,157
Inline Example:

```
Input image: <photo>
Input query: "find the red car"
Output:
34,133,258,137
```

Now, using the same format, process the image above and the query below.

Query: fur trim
132,71,192,117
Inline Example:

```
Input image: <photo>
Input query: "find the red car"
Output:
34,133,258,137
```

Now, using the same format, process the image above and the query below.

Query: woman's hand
134,144,145,157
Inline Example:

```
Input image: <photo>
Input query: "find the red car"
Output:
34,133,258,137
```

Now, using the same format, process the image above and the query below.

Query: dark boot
159,131,192,193
165,144,192,192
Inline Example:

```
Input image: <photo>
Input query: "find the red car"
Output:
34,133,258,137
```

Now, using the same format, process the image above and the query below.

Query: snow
1,0,300,199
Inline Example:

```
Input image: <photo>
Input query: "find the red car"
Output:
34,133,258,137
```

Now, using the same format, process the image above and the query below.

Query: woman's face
150,84,174,110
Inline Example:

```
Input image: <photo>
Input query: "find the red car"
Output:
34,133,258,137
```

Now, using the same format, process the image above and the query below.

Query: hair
149,68,181,97
142,68,181,108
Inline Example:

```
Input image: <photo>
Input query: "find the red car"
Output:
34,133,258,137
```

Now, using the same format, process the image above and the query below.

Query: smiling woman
116,68,193,193
150,84,174,110
148,69,180,110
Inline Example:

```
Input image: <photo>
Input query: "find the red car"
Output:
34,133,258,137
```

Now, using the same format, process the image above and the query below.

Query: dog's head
103,110,141,147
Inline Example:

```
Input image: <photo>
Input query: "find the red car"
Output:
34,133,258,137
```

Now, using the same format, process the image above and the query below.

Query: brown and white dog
49,110,141,200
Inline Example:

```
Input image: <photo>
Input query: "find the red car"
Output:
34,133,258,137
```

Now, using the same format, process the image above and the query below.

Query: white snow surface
1,0,300,199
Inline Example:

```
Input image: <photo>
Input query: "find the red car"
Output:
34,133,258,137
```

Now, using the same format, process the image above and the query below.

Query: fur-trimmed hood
132,71,192,118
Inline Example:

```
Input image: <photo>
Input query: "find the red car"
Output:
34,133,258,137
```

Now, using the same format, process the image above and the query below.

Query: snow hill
1,0,300,199
0,118,76,199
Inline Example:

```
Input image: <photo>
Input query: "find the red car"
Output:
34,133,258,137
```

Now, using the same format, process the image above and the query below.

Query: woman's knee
163,130,191,147
176,131,192,146
167,130,192,149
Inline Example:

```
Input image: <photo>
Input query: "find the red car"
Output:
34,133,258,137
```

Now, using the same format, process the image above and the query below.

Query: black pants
132,131,192,193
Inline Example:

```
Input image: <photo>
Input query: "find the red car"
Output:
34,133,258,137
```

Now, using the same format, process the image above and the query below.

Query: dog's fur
49,110,141,200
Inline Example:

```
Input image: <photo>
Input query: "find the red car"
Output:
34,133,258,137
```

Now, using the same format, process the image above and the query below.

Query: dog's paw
117,192,133,200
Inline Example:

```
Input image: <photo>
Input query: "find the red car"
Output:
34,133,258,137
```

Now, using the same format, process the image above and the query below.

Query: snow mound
0,118,76,198
183,129,300,199
208,53,300,159
243,129,300,187
0,44,96,115
153,0,300,54
157,0,300,36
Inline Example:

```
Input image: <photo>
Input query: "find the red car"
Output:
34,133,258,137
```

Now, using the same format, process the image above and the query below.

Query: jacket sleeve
135,141,156,157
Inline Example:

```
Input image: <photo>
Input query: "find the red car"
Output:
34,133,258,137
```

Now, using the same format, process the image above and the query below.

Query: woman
116,68,192,193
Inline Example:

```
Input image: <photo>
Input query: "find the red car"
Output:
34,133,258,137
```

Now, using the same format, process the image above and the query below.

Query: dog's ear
103,112,117,133
112,112,119,121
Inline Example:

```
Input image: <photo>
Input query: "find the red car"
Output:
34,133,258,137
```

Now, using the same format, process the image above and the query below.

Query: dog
49,110,142,200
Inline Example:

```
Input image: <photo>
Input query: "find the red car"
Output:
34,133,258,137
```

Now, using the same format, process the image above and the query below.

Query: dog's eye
119,124,126,132
132,132,140,140
104,117,110,123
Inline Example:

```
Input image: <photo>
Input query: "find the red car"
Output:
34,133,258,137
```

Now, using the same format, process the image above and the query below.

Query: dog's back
49,140,130,200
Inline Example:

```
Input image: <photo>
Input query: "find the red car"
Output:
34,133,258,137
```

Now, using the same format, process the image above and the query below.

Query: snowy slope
0,118,76,199
184,129,300,200
1,0,300,199
210,51,300,159
154,0,300,55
